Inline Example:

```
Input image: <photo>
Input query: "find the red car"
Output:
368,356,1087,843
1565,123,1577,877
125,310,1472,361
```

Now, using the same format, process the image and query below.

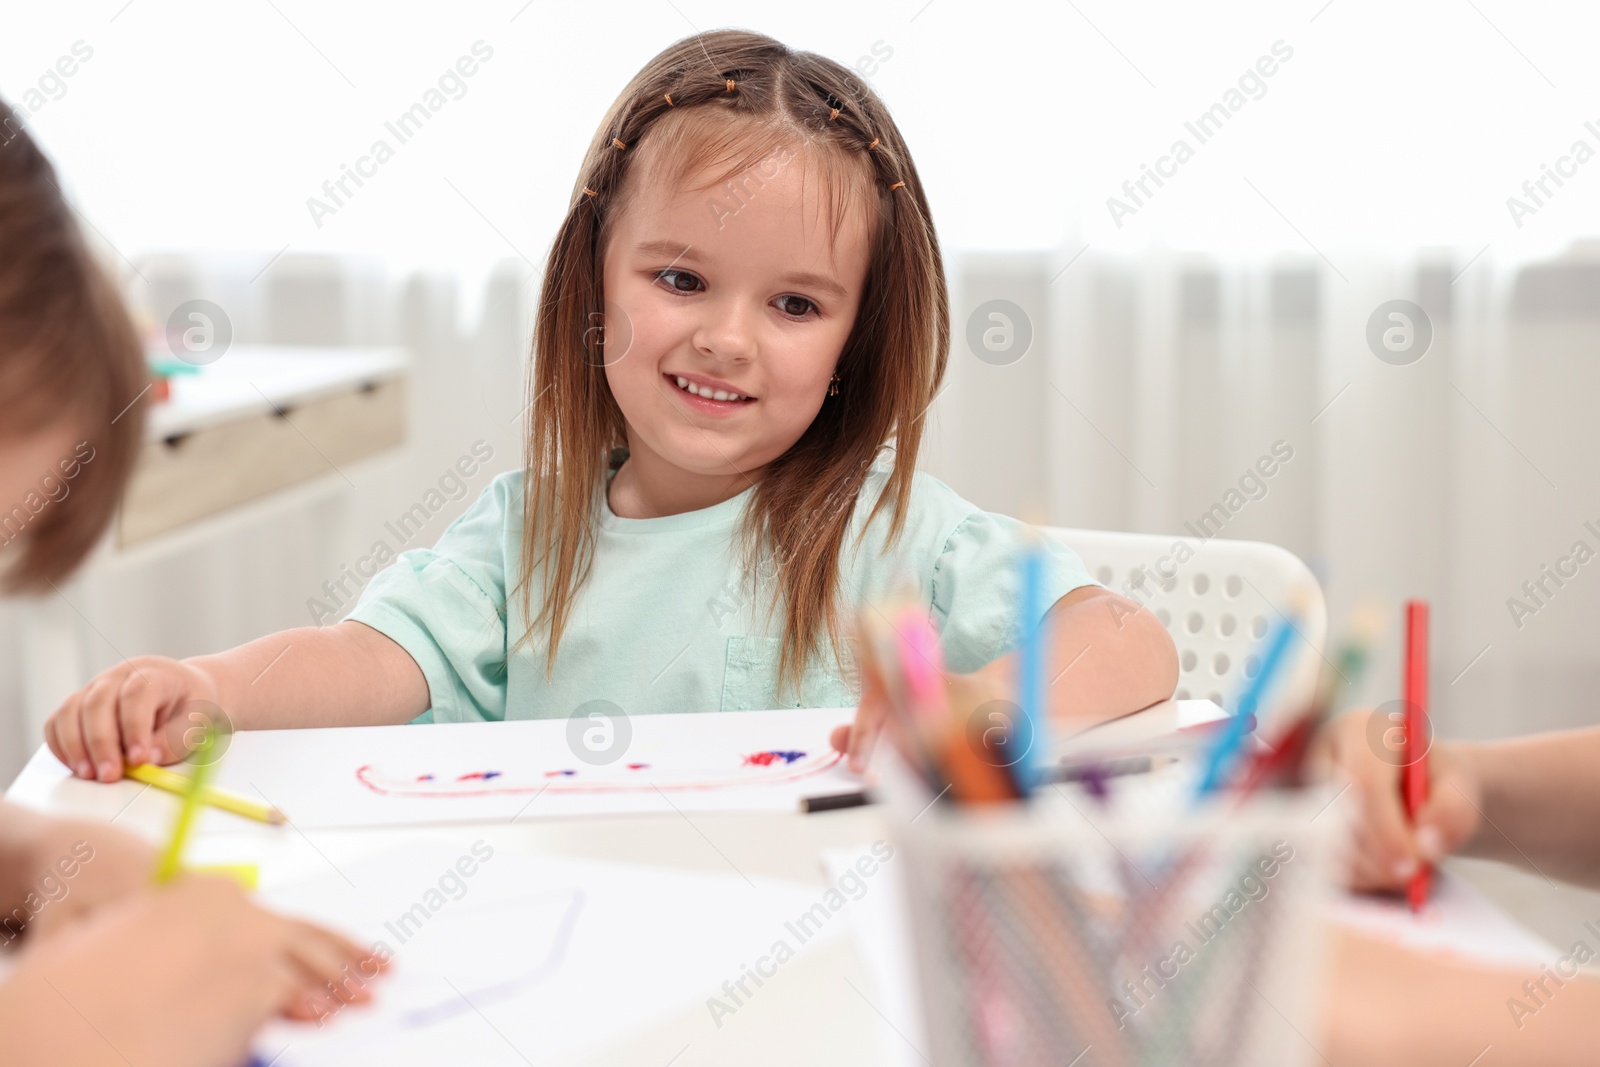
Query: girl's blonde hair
519,29,948,697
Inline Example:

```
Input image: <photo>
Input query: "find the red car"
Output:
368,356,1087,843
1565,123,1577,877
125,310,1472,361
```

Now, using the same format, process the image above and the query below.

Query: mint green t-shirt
347,459,1097,723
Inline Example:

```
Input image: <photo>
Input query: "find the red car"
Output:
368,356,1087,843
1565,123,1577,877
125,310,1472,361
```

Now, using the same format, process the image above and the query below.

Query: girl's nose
691,293,759,363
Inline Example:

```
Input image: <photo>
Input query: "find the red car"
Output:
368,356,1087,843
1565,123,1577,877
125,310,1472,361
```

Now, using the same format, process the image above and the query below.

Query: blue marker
1015,535,1050,793
1195,607,1298,797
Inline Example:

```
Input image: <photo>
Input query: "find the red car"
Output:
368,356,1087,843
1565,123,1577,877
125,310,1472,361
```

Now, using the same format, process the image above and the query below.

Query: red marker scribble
354,748,844,798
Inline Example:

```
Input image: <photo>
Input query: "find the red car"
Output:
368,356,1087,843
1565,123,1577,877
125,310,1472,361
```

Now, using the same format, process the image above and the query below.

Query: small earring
828,373,840,397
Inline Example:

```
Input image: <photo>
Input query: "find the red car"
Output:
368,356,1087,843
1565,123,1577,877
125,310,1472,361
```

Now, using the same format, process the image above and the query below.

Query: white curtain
932,242,1600,747
3,243,1597,780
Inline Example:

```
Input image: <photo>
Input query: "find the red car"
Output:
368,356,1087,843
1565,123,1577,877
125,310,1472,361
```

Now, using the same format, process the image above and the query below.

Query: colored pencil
1196,604,1298,797
152,727,217,884
1235,602,1384,795
126,762,286,825
800,790,874,813
1403,599,1432,912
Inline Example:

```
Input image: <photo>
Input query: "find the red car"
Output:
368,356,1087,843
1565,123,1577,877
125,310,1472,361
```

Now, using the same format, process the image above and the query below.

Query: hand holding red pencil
1309,705,1484,892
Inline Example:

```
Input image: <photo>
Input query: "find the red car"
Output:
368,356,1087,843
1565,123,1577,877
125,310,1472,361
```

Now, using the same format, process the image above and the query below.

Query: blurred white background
3,0,1599,827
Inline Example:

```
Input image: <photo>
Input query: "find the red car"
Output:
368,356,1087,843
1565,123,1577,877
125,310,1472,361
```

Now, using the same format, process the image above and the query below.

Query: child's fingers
46,691,88,777
50,691,96,780
846,647,893,773
1347,752,1421,889
42,709,71,773
847,698,885,774
78,672,136,782
1415,781,1480,861
283,926,372,1005
114,668,172,767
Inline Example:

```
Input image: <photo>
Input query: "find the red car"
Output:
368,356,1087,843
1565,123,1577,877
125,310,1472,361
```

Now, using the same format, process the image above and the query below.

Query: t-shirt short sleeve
345,474,518,723
929,508,1100,675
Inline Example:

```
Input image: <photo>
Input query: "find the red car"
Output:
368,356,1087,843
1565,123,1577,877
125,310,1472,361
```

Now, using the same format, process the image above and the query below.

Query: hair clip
724,78,736,92
612,138,627,150
583,187,598,197
867,137,880,150
889,180,906,191
829,107,840,120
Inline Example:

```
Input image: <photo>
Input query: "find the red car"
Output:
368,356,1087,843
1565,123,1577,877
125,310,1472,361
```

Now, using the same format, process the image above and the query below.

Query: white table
6,742,900,1066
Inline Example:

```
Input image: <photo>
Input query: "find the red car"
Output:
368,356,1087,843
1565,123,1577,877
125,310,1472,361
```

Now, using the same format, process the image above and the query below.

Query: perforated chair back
1047,528,1326,730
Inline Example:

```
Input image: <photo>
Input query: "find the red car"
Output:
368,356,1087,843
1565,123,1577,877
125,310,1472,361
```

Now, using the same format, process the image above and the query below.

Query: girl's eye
775,295,817,319
655,269,703,293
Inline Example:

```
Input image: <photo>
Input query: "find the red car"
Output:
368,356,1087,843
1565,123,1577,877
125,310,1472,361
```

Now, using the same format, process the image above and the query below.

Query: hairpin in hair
664,93,674,107
612,138,627,150
724,78,736,92
889,181,906,191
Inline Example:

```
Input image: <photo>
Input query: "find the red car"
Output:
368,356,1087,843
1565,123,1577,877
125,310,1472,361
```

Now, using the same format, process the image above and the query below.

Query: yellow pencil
126,762,286,825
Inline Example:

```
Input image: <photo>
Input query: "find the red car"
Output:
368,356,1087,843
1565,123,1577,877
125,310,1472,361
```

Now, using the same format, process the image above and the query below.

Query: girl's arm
1455,729,1600,886
44,621,428,782
973,584,1179,733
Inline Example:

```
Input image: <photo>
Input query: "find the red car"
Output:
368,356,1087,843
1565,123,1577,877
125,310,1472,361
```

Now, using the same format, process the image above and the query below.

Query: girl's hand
0,874,388,1067
829,623,1012,774
44,656,223,782
1309,708,1483,891
14,816,154,942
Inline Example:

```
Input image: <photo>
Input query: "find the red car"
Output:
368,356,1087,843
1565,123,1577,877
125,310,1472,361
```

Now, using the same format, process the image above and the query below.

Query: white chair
1049,528,1327,731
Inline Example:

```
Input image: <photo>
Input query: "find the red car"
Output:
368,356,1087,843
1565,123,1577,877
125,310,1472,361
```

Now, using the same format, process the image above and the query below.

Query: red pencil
1403,600,1432,912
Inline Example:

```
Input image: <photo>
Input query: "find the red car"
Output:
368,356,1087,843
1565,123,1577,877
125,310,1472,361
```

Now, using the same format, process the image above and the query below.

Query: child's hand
44,656,222,782
16,816,155,942
829,623,1012,774
0,875,389,1067
830,618,893,772
1310,708,1484,891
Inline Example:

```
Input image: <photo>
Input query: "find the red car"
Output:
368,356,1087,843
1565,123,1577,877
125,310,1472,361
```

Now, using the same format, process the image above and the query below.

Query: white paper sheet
1327,869,1558,967
255,844,848,1065
206,708,862,829
821,847,928,1067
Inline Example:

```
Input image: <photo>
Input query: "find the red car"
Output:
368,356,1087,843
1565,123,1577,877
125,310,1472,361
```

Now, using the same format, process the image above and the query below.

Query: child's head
522,30,949,692
0,100,147,591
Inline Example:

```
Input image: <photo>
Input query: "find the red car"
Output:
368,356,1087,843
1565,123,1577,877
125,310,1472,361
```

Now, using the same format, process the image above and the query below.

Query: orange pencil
1403,599,1432,911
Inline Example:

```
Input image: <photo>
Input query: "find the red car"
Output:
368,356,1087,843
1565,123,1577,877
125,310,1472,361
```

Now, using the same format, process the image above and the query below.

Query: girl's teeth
672,375,744,402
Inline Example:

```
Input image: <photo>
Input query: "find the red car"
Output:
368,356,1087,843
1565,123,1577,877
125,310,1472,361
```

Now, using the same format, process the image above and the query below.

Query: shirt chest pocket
720,635,861,712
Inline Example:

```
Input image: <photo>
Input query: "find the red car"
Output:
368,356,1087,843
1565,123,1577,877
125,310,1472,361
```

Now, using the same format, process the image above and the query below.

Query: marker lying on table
800,755,1174,813
126,761,287,825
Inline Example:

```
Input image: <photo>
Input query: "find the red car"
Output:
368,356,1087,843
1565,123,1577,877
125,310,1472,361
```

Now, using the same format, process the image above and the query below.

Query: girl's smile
663,370,758,413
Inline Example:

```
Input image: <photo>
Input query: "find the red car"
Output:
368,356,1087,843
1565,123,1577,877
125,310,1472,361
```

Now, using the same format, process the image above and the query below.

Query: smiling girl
45,29,1176,780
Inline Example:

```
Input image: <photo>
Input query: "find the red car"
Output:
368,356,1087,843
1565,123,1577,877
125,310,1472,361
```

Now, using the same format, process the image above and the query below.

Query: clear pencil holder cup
881,753,1349,1067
